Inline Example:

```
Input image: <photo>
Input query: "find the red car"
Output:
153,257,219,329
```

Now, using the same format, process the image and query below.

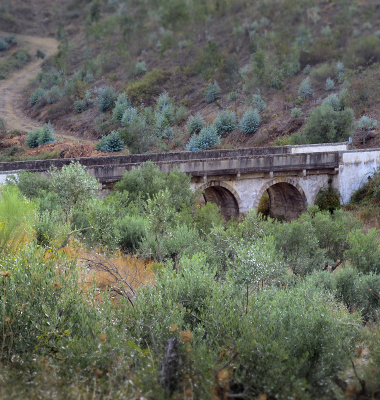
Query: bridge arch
199,181,241,219
255,178,308,220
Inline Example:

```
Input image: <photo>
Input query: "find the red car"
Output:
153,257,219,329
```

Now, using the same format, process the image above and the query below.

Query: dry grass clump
79,250,155,306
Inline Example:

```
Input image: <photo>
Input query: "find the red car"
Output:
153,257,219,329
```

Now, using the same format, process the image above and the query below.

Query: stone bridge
1,142,379,220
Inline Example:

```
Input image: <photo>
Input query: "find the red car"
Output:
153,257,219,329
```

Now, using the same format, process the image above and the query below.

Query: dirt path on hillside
0,33,93,144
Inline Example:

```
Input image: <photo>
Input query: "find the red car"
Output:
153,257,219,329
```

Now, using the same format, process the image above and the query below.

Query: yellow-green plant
0,186,35,257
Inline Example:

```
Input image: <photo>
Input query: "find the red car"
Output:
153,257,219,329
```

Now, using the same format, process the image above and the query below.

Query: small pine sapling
213,110,237,136
186,126,220,151
334,62,345,84
303,64,311,74
135,61,147,75
74,98,88,113
298,77,313,99
96,86,116,112
0,39,8,51
356,116,378,144
291,108,302,118
325,78,335,91
239,107,261,134
204,80,221,103
186,113,205,134
323,94,342,111
29,88,46,106
38,122,55,145
121,107,138,126
252,91,266,113
95,131,124,152
25,130,40,148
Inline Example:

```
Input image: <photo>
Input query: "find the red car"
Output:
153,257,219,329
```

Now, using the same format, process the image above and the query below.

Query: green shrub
116,214,148,253
96,85,116,112
29,88,46,106
204,80,221,103
314,185,340,212
16,50,27,62
0,186,35,256
186,126,221,151
301,102,354,143
112,93,131,122
121,107,138,126
113,161,195,211
227,91,236,101
345,228,380,274
212,110,236,136
135,61,147,75
46,85,61,104
4,35,17,45
175,106,187,122
239,107,261,134
344,35,380,68
303,64,311,74
36,49,45,59
325,77,335,91
38,122,55,145
186,112,205,134
74,98,88,113
0,117,6,134
0,39,8,51
322,93,343,111
298,77,313,98
252,91,266,112
156,91,172,111
25,130,40,148
334,61,345,83
95,130,123,152
291,107,302,117
356,115,377,131
125,69,171,105
321,26,332,36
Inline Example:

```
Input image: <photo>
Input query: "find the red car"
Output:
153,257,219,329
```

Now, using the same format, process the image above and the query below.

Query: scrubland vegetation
2,0,380,398
0,161,379,398
1,0,379,155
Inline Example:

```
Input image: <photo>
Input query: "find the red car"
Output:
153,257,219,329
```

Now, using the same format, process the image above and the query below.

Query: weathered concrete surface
0,142,379,220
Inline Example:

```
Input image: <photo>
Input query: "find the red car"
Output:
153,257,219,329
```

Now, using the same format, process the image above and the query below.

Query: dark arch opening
258,182,306,221
202,185,239,220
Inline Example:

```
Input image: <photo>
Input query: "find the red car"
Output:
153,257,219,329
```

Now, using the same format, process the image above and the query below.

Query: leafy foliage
299,101,354,143
135,61,147,75
95,130,123,152
204,80,221,103
298,76,313,99
291,107,302,117
0,39,8,51
325,77,335,91
252,91,266,112
29,87,46,106
212,110,236,136
239,107,261,134
96,85,116,112
186,112,205,134
186,125,221,151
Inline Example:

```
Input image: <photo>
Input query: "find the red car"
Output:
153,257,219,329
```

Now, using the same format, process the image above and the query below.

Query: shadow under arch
198,181,241,219
255,178,308,220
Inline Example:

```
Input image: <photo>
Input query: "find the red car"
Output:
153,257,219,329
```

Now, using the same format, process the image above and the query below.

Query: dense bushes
96,85,116,112
125,69,171,105
239,107,261,134
294,101,354,144
212,110,236,136
95,130,123,152
4,160,380,398
204,80,221,103
25,123,55,147
186,125,220,151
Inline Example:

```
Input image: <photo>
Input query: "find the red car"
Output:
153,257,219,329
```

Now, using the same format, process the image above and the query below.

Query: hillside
1,0,380,157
